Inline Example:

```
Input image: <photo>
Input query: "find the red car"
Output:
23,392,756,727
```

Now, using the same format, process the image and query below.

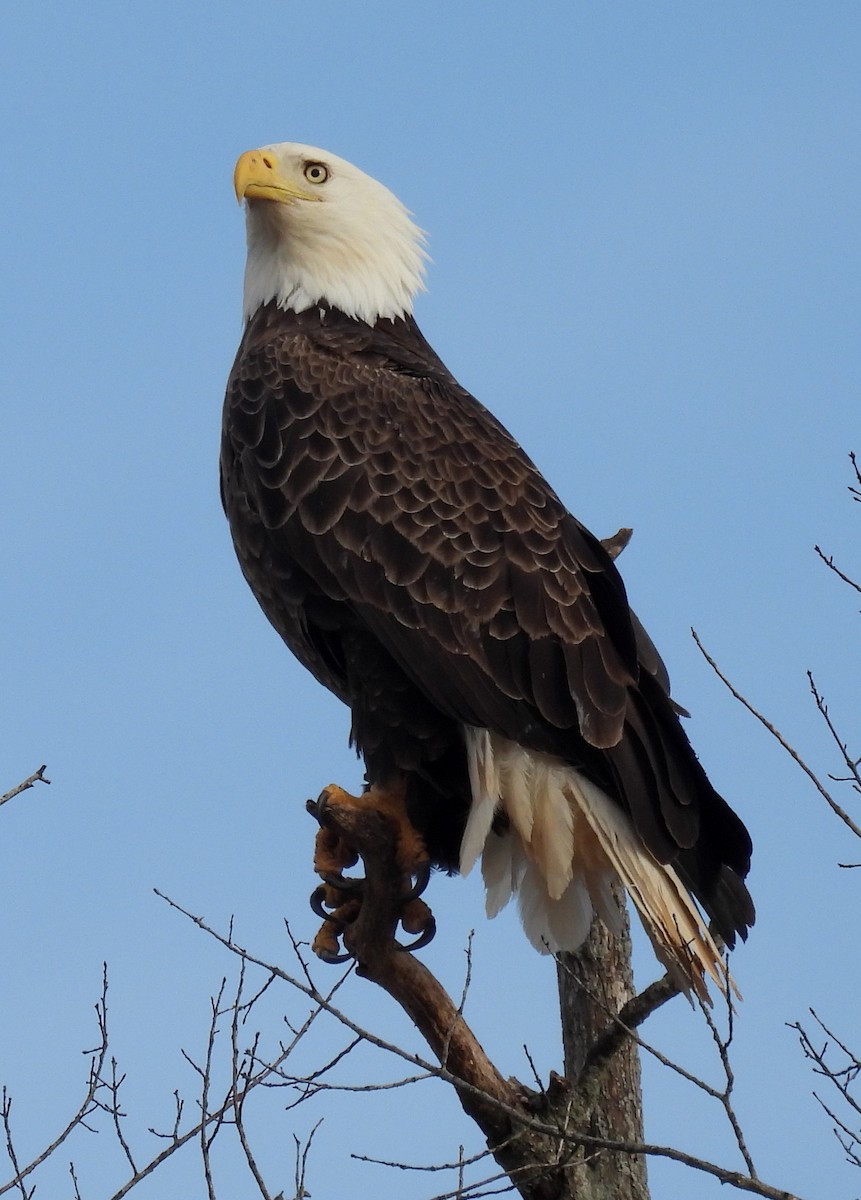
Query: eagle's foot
311,820,359,879
309,882,362,963
306,782,435,961
309,783,429,874
311,920,352,965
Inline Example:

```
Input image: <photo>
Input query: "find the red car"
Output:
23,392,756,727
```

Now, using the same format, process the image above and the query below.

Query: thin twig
149,1089,184,1141
441,932,476,1069
808,674,861,803
1,1090,33,1200
104,1057,137,1173
692,631,861,840
813,546,861,596
352,1143,497,1174
697,983,757,1176
292,1119,323,1200
230,961,276,1199
69,1162,82,1200
201,978,227,1200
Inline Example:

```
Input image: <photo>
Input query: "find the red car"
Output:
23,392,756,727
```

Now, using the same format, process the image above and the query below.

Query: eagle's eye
304,162,329,185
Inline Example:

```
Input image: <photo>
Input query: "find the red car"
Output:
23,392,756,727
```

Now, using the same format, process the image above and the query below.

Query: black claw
315,945,354,965
395,917,437,953
320,871,365,894
306,789,340,822
402,861,431,903
309,884,333,921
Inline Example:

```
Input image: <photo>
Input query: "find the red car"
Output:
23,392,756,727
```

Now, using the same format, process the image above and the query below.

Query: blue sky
2,3,860,1196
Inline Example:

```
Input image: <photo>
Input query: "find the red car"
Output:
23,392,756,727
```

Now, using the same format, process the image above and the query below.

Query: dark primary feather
221,302,754,944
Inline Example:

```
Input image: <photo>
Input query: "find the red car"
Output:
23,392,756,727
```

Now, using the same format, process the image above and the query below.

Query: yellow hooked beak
233,149,321,205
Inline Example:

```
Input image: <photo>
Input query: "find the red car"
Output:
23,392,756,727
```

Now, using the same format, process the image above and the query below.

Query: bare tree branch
0,964,109,1197
790,1010,861,1169
0,767,50,809
154,874,807,1199
103,953,352,1198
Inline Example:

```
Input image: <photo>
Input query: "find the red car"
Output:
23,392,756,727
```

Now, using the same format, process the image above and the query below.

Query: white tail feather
461,726,733,1000
460,729,499,875
518,865,595,955
529,762,575,901
480,821,520,917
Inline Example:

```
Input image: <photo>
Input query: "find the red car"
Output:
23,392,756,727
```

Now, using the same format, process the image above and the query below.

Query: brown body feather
221,301,754,951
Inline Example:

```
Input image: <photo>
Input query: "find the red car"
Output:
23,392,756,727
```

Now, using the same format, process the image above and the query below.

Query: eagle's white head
234,142,427,326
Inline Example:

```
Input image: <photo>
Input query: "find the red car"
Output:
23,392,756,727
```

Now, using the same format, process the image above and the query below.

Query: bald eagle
222,142,753,996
